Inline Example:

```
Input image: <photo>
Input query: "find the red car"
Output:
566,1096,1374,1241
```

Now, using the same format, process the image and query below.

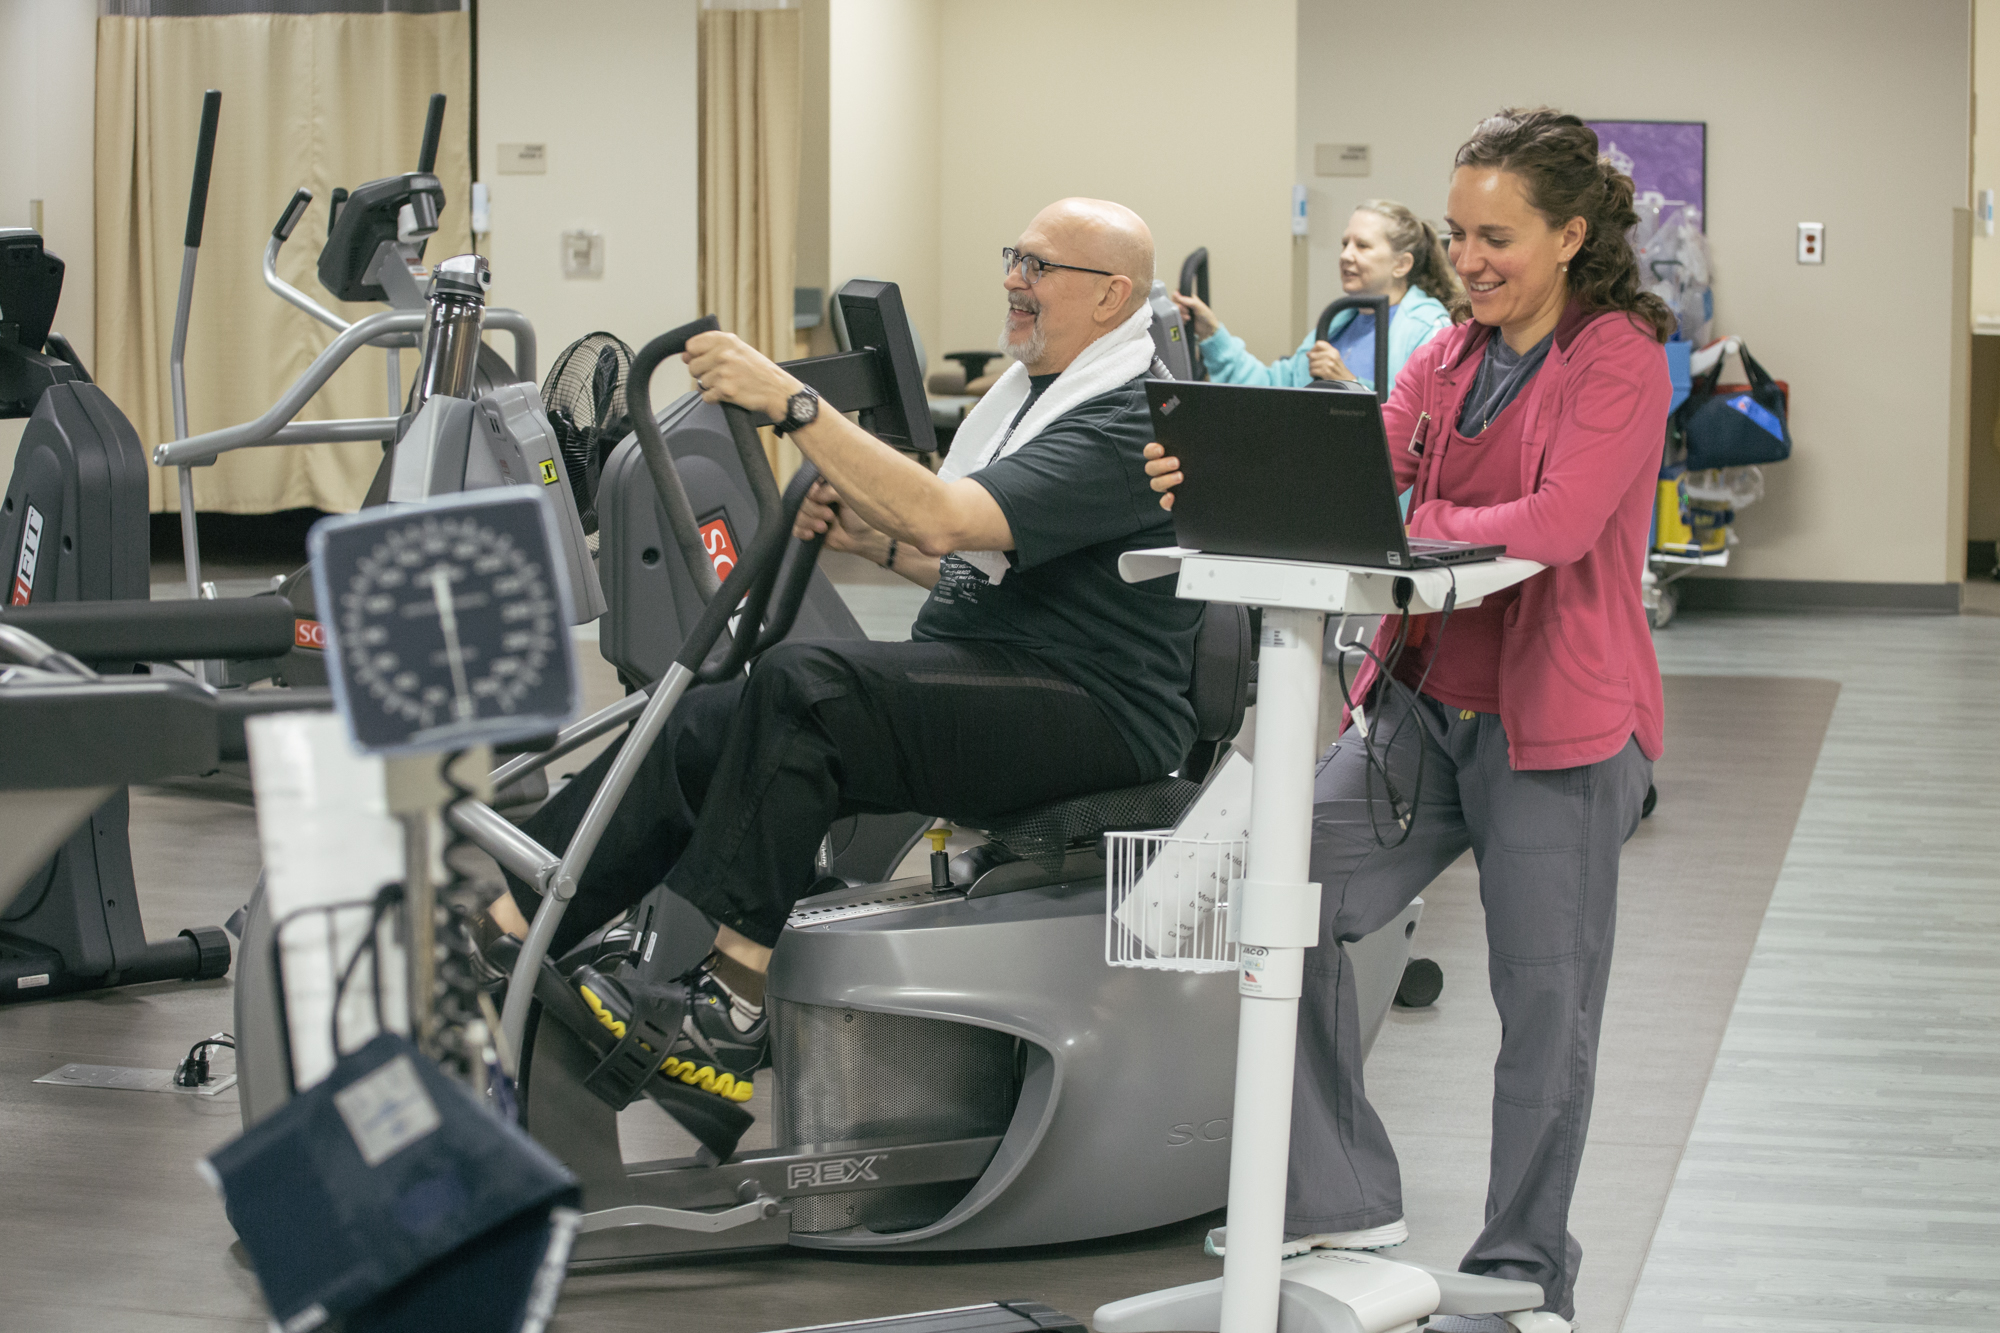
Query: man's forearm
843,526,941,590
788,412,993,557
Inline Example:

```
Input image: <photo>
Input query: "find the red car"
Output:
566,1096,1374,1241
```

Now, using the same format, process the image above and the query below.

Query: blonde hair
1356,198,1466,321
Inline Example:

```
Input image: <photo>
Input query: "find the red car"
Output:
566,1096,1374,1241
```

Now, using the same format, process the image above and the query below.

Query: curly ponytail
1453,108,1675,343
1356,199,1469,322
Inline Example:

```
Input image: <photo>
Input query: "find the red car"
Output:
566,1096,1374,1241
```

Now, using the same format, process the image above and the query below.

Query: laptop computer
1146,380,1504,570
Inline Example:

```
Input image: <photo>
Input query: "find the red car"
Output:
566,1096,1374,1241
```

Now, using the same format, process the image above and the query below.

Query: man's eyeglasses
1001,247,1114,287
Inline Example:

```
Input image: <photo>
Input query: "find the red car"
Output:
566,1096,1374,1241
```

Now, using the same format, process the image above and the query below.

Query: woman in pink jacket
1147,108,1671,1330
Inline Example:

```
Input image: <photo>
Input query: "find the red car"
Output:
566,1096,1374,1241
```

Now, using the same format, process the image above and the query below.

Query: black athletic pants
506,638,1150,954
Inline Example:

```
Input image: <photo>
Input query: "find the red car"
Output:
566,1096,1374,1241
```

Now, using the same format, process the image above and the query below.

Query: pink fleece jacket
1348,302,1670,770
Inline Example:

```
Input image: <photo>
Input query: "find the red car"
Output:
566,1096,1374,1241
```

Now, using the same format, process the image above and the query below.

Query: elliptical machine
231,292,1428,1268
0,228,241,1002
154,91,555,690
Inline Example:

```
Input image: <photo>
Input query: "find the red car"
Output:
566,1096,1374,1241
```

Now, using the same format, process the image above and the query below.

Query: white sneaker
1426,1314,1572,1332
1203,1218,1409,1258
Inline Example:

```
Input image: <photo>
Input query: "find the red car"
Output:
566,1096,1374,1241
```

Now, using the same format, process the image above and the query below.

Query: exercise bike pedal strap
581,982,688,1111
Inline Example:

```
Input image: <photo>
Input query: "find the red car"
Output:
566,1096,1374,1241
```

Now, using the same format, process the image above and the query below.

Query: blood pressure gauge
308,488,580,755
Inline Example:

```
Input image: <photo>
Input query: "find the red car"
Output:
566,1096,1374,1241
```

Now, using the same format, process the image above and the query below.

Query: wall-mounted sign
1314,144,1370,177
496,143,547,175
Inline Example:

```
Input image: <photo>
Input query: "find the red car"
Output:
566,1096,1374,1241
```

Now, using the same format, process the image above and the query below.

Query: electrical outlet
1797,222,1824,264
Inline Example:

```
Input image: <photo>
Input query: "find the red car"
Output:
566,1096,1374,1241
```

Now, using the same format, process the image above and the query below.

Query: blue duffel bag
1677,340,1792,470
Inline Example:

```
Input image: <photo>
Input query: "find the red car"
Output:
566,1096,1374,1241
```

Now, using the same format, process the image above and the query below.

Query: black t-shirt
913,374,1201,776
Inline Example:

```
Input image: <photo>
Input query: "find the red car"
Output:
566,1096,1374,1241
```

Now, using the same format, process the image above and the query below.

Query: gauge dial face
312,493,577,753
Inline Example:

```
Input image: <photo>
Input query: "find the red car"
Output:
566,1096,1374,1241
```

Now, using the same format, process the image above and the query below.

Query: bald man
495,199,1199,1098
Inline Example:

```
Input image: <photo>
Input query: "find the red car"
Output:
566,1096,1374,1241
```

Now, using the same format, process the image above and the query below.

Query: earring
1559,261,1569,273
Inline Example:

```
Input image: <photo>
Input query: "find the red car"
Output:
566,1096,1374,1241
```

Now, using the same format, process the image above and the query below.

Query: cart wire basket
1103,830,1247,973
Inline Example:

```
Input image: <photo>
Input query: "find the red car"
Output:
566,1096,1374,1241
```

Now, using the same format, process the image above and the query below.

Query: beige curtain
96,12,471,514
699,7,801,482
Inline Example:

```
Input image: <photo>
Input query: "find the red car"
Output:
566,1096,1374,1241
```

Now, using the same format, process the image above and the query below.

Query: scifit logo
294,619,328,650
699,512,740,581
786,1153,883,1189
11,504,44,605
1167,1118,1231,1146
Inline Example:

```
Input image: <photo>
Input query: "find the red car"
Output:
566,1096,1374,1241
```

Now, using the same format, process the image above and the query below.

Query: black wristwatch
772,385,821,437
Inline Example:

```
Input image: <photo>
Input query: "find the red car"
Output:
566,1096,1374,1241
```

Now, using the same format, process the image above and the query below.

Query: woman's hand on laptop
1142,441,1182,512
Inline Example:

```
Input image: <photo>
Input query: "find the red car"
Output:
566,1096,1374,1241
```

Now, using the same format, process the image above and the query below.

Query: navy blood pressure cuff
202,1033,580,1333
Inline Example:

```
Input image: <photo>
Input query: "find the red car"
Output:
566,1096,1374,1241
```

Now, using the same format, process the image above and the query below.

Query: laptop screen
1146,381,1416,568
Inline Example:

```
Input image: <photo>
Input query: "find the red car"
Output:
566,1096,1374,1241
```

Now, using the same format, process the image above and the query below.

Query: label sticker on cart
11,504,43,605
1258,624,1295,650
538,458,561,485
334,1054,440,1167
1239,944,1270,995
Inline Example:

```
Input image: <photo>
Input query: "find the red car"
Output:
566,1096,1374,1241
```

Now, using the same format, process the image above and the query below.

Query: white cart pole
1219,605,1326,1333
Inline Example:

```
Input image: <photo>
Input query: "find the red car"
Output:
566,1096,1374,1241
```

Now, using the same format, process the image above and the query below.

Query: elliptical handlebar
687,462,827,683
1178,247,1210,305
752,468,831,656
627,317,726,600
182,90,223,251
263,187,353,335
1312,294,1391,403
416,93,446,175
271,187,313,242
624,316,831,683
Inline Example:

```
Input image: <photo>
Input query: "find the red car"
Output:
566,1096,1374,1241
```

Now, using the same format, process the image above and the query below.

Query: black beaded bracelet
884,539,898,570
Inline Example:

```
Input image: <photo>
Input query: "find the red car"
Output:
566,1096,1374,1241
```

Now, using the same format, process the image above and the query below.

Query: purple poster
1584,120,1706,230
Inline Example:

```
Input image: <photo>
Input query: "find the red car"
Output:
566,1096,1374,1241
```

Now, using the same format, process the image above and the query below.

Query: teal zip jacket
1199,285,1454,393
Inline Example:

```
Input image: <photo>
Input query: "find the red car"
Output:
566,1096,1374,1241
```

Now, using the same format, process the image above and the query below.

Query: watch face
308,489,580,754
790,390,818,428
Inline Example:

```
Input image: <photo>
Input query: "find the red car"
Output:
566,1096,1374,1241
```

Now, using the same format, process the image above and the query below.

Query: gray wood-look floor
10,601,1988,1332
1626,613,2000,1333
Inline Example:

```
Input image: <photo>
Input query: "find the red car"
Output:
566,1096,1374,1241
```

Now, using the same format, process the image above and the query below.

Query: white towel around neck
935,303,1159,584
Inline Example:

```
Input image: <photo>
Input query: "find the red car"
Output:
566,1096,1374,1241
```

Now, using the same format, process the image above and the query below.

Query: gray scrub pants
1288,686,1651,1319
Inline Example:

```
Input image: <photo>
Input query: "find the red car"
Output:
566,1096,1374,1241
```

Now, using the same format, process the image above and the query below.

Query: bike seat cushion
952,776,1200,871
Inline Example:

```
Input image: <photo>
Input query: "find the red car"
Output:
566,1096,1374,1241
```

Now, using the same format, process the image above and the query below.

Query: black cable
269,888,404,1093
1329,568,1458,850
174,1035,235,1089
328,884,405,1057
1367,574,1456,850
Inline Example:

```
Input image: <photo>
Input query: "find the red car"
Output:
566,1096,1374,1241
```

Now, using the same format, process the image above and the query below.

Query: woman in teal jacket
1176,199,1462,393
